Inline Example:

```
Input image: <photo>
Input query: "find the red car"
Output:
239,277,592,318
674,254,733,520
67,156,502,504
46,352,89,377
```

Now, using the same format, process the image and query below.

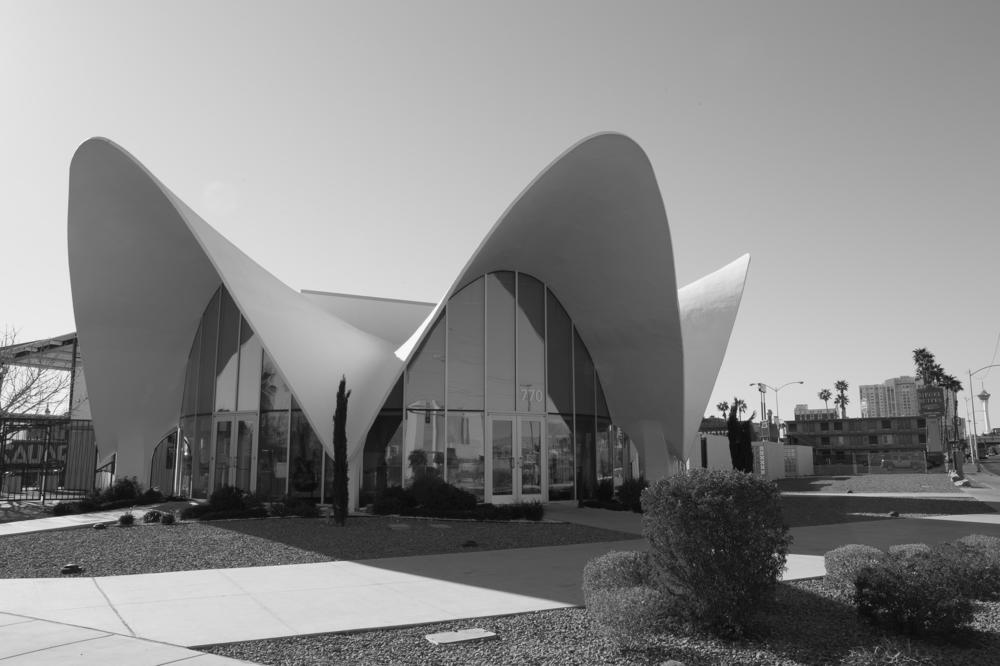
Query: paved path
0,474,998,663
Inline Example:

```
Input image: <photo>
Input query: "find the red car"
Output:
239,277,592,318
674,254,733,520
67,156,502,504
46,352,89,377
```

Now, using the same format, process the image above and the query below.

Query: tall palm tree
834,380,849,418
716,401,729,421
940,373,963,450
818,388,832,411
734,398,748,417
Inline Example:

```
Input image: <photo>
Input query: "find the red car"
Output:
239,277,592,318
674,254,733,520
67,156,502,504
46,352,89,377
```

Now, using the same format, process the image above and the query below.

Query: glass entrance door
211,413,257,493
487,415,544,503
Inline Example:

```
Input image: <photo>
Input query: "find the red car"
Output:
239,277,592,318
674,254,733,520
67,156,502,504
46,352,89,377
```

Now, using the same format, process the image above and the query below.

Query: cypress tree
333,375,351,526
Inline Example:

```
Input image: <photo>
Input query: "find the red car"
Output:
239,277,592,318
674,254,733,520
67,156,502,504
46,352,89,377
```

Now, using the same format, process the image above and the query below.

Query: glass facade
360,270,625,505
159,275,626,507
172,285,328,501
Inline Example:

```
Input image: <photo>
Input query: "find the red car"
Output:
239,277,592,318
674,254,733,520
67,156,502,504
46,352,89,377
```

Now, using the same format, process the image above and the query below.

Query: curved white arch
68,139,402,482
407,134,687,473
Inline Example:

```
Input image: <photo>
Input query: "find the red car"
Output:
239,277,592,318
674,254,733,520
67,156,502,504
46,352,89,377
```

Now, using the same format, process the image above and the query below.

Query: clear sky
4,1,1000,427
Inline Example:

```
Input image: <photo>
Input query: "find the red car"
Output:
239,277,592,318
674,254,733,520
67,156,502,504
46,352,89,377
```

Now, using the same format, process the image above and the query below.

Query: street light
750,381,805,442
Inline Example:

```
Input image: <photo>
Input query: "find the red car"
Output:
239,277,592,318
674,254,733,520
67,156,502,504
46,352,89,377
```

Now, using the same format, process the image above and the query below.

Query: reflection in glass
574,329,595,415
194,416,211,498
260,351,291,412
547,415,575,500
180,416,196,495
215,289,240,412
403,409,445,485
520,418,542,496
257,411,289,499
491,417,513,496
575,414,596,500
289,405,323,497
486,272,516,412
596,375,609,418
516,275,545,413
181,328,201,416
446,412,484,501
149,431,176,494
197,290,220,414
236,419,255,491
447,279,484,410
236,318,261,412
406,314,445,409
546,289,573,414
596,417,612,483
213,419,232,489
361,411,403,505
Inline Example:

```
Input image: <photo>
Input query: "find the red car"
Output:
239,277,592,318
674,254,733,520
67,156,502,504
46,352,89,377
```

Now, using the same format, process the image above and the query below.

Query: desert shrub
269,495,320,518
118,511,135,526
511,501,544,521
824,544,887,596
160,512,176,525
932,541,1000,601
641,469,791,637
209,485,249,512
583,550,653,598
52,502,81,516
411,476,477,512
596,478,615,502
887,543,931,559
371,486,415,515
140,488,164,504
617,476,649,513
101,477,142,503
142,510,163,523
180,505,214,520
583,551,663,648
854,550,974,635
193,507,269,521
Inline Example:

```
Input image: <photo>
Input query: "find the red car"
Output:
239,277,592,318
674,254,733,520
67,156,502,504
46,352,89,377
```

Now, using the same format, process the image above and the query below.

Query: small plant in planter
118,511,135,526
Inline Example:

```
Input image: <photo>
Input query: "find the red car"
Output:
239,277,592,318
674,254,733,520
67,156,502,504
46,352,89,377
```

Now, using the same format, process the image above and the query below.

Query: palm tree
733,398,748,417
940,373,963,453
834,380,849,419
716,401,729,421
818,388,832,411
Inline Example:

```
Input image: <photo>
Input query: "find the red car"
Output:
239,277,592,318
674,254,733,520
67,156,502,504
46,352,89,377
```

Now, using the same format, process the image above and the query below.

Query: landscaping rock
888,510,899,517
93,523,107,530
60,563,83,575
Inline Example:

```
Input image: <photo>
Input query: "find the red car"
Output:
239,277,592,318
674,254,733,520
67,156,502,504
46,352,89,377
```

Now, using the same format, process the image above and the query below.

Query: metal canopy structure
0,333,80,371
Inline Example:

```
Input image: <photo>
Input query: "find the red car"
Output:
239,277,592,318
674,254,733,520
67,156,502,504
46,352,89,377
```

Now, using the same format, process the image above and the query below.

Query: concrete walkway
1,477,999,663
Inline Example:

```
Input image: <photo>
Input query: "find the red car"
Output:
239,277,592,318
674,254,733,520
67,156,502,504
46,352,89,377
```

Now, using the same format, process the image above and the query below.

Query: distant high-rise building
859,376,920,417
793,404,839,421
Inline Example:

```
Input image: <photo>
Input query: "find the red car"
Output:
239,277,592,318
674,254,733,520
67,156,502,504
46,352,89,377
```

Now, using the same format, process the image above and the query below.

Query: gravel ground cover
207,515,637,560
775,473,964,494
202,579,1000,665
0,516,636,579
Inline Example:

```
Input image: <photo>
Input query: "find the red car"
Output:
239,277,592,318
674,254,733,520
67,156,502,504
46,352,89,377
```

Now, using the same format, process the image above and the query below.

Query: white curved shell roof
67,134,748,482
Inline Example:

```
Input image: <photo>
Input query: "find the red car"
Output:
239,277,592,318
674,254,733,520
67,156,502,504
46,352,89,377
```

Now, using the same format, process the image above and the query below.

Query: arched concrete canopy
423,133,686,474
678,254,751,461
68,139,402,481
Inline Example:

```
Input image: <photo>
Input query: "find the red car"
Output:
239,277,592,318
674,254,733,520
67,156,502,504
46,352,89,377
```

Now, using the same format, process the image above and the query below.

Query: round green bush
617,476,649,513
583,550,663,649
824,544,887,597
640,469,791,637
118,511,135,526
854,550,974,635
142,510,163,523
583,550,652,599
160,512,176,525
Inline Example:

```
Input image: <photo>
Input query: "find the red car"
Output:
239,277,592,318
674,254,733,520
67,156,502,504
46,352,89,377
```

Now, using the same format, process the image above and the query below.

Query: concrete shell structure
67,134,748,507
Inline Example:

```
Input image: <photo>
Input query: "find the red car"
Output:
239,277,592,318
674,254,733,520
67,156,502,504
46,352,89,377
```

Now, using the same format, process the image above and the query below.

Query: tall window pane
446,412,485,501
260,351,291,412
516,274,545,413
289,402,322,498
196,290,220,414
574,329,595,415
546,289,573,414
406,313,445,409
181,328,201,417
236,317,261,412
576,414,596,500
361,378,404,506
447,278,484,410
403,409,445,485
596,374,609,418
257,411,289,499
547,414,574,500
486,271,516,412
215,289,240,412
596,417,612,485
